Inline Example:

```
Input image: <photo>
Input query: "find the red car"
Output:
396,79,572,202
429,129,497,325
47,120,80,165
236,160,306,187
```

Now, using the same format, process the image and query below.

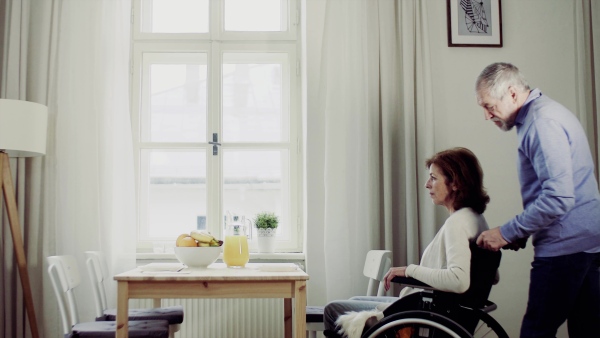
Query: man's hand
476,227,508,251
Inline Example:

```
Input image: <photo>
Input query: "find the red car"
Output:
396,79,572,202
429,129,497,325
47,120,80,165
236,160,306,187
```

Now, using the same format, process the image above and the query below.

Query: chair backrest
47,255,83,335
362,250,392,296
459,241,502,308
85,251,110,317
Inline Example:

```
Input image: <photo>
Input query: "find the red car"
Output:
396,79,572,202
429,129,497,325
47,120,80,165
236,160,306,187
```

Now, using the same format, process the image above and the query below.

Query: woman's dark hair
425,147,490,214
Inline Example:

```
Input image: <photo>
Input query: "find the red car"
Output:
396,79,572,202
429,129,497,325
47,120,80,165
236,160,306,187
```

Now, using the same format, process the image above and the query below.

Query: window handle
208,133,221,155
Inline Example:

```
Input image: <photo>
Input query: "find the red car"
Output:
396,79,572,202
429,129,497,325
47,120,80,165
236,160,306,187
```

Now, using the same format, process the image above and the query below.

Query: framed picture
447,0,503,47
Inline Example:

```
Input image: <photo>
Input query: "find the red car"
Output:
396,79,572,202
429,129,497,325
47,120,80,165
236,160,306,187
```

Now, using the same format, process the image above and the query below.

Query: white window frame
130,0,302,253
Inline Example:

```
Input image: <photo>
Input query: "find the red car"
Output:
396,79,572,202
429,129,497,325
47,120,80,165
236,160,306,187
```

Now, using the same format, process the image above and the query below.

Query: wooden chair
306,250,392,338
84,251,184,338
47,255,169,337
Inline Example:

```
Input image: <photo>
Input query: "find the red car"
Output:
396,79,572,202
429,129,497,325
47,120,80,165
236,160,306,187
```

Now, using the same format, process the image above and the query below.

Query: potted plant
254,212,278,253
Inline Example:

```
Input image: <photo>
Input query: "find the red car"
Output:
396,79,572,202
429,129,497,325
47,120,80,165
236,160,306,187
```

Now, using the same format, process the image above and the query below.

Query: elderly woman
323,147,492,338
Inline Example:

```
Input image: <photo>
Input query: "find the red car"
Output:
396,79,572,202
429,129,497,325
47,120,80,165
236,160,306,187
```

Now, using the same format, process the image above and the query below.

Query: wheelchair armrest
391,277,498,312
391,276,436,290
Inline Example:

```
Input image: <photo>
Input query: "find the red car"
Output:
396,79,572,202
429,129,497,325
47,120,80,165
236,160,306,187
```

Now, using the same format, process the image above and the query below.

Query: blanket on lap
334,310,384,338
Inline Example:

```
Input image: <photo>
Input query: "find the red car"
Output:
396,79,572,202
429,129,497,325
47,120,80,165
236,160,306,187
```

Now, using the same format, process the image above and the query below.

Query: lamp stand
0,152,40,338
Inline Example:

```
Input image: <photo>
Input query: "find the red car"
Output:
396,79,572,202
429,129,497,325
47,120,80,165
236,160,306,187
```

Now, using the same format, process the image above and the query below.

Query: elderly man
475,62,600,337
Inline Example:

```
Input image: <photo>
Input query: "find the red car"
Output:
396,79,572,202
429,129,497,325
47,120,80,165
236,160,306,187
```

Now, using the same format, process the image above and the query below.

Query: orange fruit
176,233,188,246
177,236,198,247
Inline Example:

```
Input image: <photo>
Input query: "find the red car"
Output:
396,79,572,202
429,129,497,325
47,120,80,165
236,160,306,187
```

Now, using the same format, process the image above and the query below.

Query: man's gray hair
476,62,530,100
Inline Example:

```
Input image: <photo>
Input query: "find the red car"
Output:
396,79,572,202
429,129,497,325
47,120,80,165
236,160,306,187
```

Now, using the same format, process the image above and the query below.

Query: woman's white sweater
401,207,490,296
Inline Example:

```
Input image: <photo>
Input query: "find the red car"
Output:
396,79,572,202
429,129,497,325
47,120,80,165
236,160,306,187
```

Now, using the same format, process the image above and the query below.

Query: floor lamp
0,99,48,338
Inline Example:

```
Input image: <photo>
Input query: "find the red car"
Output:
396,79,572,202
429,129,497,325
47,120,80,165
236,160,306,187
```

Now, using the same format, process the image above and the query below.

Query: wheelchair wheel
362,310,471,338
362,309,509,338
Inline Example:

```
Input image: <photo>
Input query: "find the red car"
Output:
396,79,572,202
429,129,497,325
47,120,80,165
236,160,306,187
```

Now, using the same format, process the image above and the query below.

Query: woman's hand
383,266,407,291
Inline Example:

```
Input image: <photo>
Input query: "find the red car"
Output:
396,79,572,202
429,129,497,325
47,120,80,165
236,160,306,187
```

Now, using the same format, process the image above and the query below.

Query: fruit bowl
174,246,221,268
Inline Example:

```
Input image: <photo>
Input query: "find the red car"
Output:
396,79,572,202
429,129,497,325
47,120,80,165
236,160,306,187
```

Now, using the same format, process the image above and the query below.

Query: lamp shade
0,99,48,157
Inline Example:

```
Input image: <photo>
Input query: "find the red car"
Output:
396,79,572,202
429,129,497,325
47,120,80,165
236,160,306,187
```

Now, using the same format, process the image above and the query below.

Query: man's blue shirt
500,88,600,257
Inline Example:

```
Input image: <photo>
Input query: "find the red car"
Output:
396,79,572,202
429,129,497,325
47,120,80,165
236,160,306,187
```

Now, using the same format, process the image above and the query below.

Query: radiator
131,298,285,337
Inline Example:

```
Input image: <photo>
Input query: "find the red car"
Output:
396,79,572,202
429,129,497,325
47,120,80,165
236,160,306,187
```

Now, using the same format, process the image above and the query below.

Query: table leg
284,298,292,338
294,281,307,338
116,281,129,338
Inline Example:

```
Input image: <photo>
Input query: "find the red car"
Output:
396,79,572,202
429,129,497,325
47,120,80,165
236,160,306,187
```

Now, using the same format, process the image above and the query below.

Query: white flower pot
257,228,277,253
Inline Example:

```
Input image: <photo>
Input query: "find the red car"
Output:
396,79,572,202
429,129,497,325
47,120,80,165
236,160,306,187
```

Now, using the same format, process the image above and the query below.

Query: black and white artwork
447,0,502,47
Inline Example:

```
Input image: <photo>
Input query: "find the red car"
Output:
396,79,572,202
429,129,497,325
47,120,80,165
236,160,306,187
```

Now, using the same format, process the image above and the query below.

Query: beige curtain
0,1,50,337
1,1,135,337
316,0,435,300
576,0,600,180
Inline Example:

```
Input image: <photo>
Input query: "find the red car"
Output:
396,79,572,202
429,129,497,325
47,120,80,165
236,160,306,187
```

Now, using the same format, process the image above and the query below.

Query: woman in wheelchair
323,147,504,338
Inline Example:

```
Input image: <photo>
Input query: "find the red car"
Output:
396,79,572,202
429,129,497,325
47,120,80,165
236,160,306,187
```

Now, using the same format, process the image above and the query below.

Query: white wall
306,0,581,336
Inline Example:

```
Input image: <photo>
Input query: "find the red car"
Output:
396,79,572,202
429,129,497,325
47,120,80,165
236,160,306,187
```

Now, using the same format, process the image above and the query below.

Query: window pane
141,0,209,33
142,53,208,142
132,0,300,251
224,0,286,32
222,53,287,142
143,150,207,238
223,150,290,240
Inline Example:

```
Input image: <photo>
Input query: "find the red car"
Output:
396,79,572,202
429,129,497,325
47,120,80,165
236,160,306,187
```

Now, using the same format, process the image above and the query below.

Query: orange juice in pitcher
223,233,249,268
223,222,249,268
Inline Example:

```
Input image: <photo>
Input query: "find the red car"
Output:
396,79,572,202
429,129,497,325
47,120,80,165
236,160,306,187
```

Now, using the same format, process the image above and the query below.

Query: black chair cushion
70,320,169,338
306,305,325,322
98,305,184,325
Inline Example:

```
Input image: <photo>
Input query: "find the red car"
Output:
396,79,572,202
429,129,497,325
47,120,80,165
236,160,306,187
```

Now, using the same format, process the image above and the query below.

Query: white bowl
174,246,221,268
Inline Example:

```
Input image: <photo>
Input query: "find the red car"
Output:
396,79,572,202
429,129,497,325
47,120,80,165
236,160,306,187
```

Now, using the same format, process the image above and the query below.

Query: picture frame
447,0,503,47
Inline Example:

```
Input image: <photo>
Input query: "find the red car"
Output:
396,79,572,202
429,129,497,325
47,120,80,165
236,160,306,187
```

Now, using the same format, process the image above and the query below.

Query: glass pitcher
223,215,250,268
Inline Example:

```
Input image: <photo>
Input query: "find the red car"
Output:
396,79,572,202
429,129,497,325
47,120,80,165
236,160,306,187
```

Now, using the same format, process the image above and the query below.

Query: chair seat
306,305,325,323
70,319,169,338
99,305,184,325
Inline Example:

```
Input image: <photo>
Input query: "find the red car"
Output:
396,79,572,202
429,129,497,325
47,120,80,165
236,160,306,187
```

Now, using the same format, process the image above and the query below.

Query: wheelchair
361,242,509,338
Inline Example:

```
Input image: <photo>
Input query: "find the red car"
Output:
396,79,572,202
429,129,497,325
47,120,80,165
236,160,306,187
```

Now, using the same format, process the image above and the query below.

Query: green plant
254,212,279,229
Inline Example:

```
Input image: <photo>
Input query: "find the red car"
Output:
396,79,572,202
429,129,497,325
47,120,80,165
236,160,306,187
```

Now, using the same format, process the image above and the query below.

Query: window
131,0,302,252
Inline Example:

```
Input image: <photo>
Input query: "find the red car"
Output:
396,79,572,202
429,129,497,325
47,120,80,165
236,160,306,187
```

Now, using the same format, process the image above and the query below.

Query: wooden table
114,263,309,338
